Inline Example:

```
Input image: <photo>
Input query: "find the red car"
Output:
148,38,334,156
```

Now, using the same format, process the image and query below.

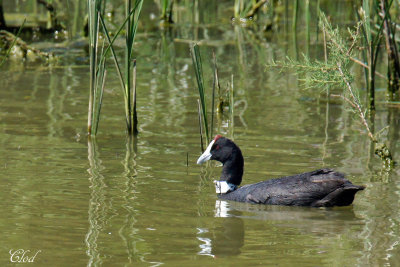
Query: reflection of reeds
47,70,69,137
71,0,85,38
86,139,107,266
119,136,141,263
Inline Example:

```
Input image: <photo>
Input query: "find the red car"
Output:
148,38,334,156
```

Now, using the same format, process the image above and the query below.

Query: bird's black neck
220,147,243,186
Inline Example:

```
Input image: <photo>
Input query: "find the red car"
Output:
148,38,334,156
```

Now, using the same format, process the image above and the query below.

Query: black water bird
197,135,365,207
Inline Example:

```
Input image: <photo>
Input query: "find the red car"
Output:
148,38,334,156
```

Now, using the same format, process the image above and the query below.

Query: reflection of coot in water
197,201,245,257
218,200,361,238
225,200,360,221
212,217,244,257
197,135,365,207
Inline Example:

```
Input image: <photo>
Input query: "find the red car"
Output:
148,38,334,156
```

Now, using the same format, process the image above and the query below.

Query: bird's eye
215,145,220,150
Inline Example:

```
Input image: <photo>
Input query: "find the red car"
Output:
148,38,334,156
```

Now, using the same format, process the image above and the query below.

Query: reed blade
190,43,209,144
211,51,218,140
197,99,204,152
131,59,138,135
93,69,106,135
87,0,102,135
292,0,299,33
229,75,234,139
98,1,142,134
125,0,143,134
99,13,126,95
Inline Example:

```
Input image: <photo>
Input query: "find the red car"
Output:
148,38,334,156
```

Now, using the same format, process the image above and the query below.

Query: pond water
1,1,400,266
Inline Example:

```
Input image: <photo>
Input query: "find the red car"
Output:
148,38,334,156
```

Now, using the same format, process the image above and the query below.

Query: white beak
197,139,215,164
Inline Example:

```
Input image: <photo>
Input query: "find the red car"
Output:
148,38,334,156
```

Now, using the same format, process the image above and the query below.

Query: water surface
1,1,400,266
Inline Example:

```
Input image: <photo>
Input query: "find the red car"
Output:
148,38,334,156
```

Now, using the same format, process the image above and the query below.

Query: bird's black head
197,135,244,186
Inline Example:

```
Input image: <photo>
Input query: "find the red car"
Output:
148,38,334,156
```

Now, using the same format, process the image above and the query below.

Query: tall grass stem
197,99,204,152
191,43,210,144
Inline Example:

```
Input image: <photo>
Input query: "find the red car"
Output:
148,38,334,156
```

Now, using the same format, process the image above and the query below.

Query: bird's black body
218,168,364,207
197,136,365,207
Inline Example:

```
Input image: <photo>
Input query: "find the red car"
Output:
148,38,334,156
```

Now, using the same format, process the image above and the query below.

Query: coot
197,135,365,207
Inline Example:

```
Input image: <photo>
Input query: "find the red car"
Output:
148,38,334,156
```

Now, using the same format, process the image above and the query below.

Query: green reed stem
197,99,205,152
131,59,138,135
160,0,174,22
229,75,234,139
210,51,217,140
97,0,142,135
292,0,298,33
125,0,142,135
305,0,310,56
87,0,102,135
93,69,106,135
191,43,209,144
359,0,387,110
